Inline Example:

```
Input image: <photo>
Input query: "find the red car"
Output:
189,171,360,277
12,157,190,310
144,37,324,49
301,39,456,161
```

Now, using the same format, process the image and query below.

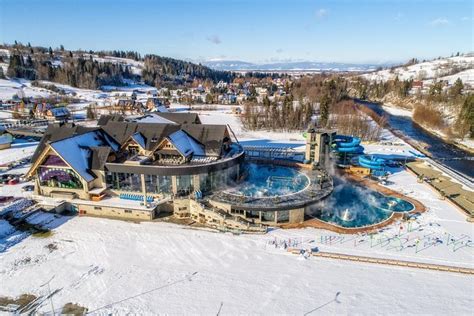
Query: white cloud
429,18,449,27
315,8,328,19
206,35,222,45
461,16,473,21
276,48,283,54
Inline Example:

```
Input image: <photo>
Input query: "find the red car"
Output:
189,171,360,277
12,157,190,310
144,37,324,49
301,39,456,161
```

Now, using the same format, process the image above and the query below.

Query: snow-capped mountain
203,60,392,72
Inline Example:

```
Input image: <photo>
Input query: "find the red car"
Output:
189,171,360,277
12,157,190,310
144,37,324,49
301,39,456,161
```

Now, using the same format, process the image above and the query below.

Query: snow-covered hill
362,54,474,85
81,54,144,76
204,60,390,72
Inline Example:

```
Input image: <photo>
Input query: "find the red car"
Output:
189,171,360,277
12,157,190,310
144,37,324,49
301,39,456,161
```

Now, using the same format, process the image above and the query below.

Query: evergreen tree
319,94,331,127
458,95,474,138
450,78,464,97
86,105,97,120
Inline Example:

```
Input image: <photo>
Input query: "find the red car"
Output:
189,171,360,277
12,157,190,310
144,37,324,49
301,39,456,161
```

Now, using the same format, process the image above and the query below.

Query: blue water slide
332,135,364,154
358,155,386,170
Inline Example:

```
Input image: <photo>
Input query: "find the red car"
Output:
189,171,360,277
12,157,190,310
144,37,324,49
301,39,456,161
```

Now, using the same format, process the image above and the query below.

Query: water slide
332,135,364,154
358,155,387,170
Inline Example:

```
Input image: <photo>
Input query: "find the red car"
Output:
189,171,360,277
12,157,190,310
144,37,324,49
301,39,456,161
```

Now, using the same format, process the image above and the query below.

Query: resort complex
20,111,433,233
24,113,336,228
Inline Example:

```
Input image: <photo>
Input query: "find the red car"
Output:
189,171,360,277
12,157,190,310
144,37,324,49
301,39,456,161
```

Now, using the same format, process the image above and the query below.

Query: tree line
241,96,313,131
1,42,236,89
241,75,385,141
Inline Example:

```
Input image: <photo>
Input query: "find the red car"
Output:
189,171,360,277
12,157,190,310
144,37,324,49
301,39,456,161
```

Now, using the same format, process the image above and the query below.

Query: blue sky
0,0,472,63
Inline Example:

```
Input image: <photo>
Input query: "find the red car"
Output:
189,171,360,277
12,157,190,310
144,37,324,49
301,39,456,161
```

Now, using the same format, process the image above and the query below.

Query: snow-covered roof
50,107,70,117
131,132,146,149
156,105,169,113
167,130,205,158
133,113,176,124
50,130,118,182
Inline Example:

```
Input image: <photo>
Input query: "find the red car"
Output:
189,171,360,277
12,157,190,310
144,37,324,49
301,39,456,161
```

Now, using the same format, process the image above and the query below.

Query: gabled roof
167,130,205,158
181,124,227,156
133,113,176,124
101,121,228,156
31,123,98,163
153,112,201,125
131,132,146,149
90,146,111,170
101,121,181,151
49,130,119,182
97,114,125,126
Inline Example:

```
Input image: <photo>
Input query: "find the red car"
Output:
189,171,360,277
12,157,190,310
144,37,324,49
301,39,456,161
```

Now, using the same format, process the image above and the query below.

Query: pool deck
405,160,474,220
282,171,426,234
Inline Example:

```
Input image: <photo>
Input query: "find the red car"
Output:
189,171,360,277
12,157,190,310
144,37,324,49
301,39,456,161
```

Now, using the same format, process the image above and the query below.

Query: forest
241,75,385,141
1,42,235,89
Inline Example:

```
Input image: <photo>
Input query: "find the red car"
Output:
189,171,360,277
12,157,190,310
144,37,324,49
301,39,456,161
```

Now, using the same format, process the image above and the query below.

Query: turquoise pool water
314,178,414,228
229,163,309,197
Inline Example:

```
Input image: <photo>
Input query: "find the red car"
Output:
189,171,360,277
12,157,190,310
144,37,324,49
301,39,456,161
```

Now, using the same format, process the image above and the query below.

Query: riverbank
355,99,474,179
380,102,474,154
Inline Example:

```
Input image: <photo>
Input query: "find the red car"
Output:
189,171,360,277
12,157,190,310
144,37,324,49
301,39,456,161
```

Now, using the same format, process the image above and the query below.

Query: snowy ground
173,104,307,151
0,215,472,315
0,79,52,100
0,102,472,313
362,55,474,83
0,140,38,166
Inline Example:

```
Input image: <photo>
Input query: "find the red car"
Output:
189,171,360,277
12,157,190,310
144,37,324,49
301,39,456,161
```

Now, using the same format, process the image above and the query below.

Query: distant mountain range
203,60,395,72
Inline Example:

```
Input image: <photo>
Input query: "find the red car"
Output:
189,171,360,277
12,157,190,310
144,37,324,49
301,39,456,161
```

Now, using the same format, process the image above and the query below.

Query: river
355,100,474,179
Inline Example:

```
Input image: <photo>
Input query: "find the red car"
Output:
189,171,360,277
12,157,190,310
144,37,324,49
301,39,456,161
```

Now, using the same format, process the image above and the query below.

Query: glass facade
38,167,83,189
104,162,241,196
42,155,68,167
261,211,275,222
199,164,240,193
176,175,193,195
106,172,142,192
144,174,172,194
277,210,290,223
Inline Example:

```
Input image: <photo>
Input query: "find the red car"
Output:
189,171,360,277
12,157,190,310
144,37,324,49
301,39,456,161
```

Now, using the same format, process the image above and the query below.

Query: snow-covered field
0,96,472,313
0,215,472,314
173,104,307,149
0,140,38,166
362,55,474,83
0,79,52,100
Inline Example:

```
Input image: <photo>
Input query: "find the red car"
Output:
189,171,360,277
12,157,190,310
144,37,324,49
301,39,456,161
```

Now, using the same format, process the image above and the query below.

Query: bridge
243,145,303,160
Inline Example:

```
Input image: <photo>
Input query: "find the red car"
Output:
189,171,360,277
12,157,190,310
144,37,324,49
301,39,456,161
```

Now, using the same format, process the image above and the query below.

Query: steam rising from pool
226,163,309,197
309,177,414,228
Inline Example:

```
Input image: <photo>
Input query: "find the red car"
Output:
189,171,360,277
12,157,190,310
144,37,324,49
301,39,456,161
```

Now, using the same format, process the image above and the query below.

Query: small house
47,107,71,121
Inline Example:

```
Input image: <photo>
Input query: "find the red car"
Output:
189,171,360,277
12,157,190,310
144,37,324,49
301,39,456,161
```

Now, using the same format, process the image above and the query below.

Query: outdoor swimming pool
313,178,414,228
227,163,309,198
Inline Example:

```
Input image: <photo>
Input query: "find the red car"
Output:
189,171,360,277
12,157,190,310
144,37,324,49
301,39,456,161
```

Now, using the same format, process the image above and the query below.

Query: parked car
22,184,35,192
0,196,14,203
7,178,19,185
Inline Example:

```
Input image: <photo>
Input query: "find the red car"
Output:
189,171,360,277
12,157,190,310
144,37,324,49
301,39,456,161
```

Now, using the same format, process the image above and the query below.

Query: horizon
1,0,472,64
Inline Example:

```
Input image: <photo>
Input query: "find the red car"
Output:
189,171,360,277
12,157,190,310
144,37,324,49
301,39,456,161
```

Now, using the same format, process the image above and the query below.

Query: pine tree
86,105,97,120
458,95,474,138
450,78,464,97
319,94,331,127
